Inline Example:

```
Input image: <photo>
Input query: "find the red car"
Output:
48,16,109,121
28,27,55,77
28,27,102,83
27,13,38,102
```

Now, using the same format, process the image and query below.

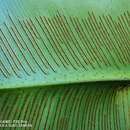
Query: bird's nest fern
0,0,130,129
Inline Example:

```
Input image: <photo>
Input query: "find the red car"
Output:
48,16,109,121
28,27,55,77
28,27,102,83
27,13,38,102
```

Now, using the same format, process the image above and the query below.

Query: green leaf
0,0,130,129
0,0,130,89
0,82,130,129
